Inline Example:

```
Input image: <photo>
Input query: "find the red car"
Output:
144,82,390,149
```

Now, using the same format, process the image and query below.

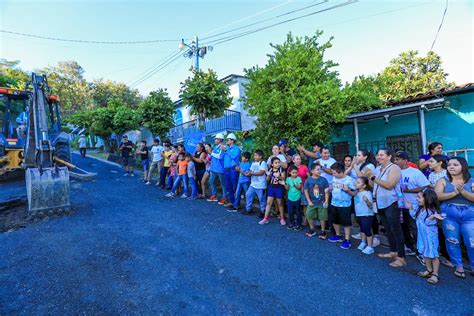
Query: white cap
215,133,225,139
226,133,237,140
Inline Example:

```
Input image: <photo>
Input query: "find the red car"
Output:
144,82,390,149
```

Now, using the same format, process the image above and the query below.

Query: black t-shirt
194,151,206,171
120,140,133,158
140,147,149,161
268,167,285,189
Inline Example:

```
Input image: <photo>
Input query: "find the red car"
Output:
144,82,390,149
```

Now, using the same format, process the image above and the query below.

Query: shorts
329,206,352,227
121,157,134,167
267,186,284,199
306,205,328,221
142,159,150,172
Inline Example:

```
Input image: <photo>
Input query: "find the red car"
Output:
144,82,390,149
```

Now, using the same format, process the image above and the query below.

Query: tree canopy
180,68,232,124
138,89,175,139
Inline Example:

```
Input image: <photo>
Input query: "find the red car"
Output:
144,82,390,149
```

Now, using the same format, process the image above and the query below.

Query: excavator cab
0,88,29,178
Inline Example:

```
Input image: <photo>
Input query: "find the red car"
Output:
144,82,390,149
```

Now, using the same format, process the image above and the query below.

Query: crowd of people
118,135,474,285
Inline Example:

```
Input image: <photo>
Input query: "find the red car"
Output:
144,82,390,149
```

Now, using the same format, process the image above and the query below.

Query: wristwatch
370,176,376,181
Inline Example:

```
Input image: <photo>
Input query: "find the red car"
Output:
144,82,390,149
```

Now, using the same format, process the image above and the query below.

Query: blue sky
1,0,472,100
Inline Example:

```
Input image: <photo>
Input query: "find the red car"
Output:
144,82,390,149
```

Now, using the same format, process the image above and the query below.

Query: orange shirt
177,160,188,176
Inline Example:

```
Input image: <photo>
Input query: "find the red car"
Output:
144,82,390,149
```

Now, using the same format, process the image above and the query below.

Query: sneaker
351,233,362,240
373,236,381,247
357,241,367,251
287,224,295,230
224,202,233,208
328,235,343,243
123,173,129,176
227,207,239,213
258,212,264,219
145,181,151,185
218,198,227,205
416,254,426,266
405,247,416,256
293,225,302,231
306,230,317,237
207,196,218,202
165,192,175,198
340,239,352,250
242,210,253,215
155,182,160,186
130,173,135,177
187,196,197,200
180,194,187,198
318,231,327,240
280,219,286,226
362,246,375,255
259,218,269,225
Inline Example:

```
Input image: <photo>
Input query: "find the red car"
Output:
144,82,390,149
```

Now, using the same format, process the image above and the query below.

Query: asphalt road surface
1,154,473,315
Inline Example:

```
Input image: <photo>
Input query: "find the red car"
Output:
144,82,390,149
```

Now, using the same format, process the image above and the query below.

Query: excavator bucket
25,166,70,215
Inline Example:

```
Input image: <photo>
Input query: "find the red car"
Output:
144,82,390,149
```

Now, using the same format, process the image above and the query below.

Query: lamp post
178,36,212,72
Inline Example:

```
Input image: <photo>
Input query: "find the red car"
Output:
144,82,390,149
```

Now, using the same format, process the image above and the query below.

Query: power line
201,0,294,37
0,29,179,44
127,51,180,87
201,0,327,41
430,0,448,51
206,0,357,46
130,52,184,88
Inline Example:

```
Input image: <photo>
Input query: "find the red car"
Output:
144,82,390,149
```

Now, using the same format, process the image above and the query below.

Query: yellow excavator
1,73,74,215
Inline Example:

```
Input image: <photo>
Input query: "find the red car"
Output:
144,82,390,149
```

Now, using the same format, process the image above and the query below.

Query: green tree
110,98,140,136
41,61,93,115
180,68,232,125
138,89,174,138
378,50,454,101
341,75,385,113
244,31,371,149
90,79,142,108
0,59,29,89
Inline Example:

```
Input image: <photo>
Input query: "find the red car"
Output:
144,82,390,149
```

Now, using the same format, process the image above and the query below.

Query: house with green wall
328,84,474,169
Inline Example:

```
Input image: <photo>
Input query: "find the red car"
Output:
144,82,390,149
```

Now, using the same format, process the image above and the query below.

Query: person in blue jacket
207,133,227,204
222,133,241,207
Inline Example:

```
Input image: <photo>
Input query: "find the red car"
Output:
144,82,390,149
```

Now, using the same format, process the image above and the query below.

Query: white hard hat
215,133,225,139
226,133,237,140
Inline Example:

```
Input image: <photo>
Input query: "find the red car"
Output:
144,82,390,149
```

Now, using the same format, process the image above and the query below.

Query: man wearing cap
78,135,87,158
395,150,430,262
207,133,227,203
119,135,135,176
221,133,241,207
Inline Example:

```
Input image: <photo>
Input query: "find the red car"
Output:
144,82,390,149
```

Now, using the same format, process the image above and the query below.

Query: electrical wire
127,51,180,87
201,0,294,37
430,0,448,51
201,0,327,41
130,52,184,88
205,0,357,46
0,29,179,44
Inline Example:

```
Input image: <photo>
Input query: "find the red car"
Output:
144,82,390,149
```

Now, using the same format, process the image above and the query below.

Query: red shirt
296,164,309,185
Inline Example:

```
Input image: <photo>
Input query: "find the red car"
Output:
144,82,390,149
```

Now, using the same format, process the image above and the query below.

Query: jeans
233,181,250,208
147,160,161,181
159,166,169,187
245,186,266,213
166,174,174,190
378,202,405,258
224,168,239,203
401,208,418,253
287,199,302,226
188,176,198,198
171,174,188,196
210,171,226,199
441,203,474,268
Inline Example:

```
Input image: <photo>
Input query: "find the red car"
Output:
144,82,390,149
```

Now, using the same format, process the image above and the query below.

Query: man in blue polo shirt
222,133,241,207
207,133,227,203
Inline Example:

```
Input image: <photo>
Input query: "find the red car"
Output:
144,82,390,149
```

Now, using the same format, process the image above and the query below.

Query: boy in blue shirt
228,152,251,212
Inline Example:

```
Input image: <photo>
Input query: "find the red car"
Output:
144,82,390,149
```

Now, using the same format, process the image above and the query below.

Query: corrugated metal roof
386,83,474,106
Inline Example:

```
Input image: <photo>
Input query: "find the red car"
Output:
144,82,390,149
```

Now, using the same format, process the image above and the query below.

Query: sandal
440,259,454,268
427,274,439,284
389,258,407,268
454,270,466,279
417,270,433,278
378,253,396,259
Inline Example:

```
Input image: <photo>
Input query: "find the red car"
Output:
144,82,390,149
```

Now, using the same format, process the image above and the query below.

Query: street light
178,36,212,72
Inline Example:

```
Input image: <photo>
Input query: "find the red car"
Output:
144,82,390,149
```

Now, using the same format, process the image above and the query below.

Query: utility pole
178,36,212,72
